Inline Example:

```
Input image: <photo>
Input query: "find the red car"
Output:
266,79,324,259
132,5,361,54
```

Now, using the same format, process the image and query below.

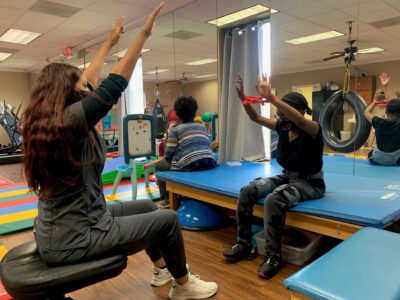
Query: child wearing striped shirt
146,96,217,207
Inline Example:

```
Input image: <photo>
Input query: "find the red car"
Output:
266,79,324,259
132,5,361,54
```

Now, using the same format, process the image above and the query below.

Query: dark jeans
41,201,188,279
155,159,172,200
236,174,325,254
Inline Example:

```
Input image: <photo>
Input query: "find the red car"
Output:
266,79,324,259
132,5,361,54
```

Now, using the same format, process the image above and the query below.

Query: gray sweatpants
41,201,188,279
237,174,325,254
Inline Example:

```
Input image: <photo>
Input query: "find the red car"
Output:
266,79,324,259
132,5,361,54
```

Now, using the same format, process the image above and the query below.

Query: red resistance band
243,96,269,105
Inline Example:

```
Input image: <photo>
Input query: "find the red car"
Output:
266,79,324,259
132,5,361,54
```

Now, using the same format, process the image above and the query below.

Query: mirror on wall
269,0,362,175
172,0,218,117
67,0,400,177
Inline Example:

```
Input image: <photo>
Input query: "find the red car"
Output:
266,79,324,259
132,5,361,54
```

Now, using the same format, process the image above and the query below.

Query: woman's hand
379,72,390,87
373,88,381,102
256,73,272,100
234,73,245,102
142,2,165,38
107,16,125,46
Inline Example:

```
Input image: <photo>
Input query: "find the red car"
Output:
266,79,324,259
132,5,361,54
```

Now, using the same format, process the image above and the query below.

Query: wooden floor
0,163,319,300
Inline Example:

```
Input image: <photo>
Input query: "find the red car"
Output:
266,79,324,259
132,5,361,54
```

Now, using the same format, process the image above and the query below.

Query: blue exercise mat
157,157,400,227
284,227,400,300
323,155,400,180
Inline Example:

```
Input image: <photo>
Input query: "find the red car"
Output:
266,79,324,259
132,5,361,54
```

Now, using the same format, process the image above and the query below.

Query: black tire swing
319,20,371,153
319,90,371,152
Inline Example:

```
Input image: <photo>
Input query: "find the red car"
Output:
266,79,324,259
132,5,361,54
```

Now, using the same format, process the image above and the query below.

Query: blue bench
284,227,400,300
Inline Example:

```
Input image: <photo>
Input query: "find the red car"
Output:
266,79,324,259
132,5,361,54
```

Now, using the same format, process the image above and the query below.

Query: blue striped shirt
165,121,217,170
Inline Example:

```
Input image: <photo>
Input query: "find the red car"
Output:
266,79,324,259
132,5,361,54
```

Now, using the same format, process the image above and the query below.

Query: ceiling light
113,48,150,58
207,5,278,27
285,31,343,45
144,69,169,75
185,59,217,66
0,52,13,61
193,74,216,79
357,47,384,54
77,62,107,69
0,28,41,45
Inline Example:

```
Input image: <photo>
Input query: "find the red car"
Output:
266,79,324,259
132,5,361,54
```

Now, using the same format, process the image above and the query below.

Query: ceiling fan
323,21,358,63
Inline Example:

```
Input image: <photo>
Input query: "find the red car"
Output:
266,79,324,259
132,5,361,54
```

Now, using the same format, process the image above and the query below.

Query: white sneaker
151,267,173,286
168,274,218,300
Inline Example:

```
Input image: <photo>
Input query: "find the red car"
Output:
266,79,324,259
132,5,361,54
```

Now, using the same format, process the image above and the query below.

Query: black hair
386,99,400,119
174,96,198,122
281,92,312,115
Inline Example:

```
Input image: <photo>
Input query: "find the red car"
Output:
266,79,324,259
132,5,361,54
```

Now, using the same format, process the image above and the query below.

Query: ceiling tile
284,1,334,18
85,0,149,17
48,0,96,9
12,11,66,33
0,0,36,10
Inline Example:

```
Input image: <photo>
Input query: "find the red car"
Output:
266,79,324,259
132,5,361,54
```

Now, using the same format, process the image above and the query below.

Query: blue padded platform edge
289,208,399,228
283,228,400,300
156,173,240,198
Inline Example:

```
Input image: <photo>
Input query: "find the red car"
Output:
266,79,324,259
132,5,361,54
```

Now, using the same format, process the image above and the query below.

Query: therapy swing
319,21,371,153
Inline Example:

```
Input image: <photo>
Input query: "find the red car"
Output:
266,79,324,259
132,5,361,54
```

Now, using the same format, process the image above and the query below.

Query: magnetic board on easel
127,119,152,157
123,114,156,163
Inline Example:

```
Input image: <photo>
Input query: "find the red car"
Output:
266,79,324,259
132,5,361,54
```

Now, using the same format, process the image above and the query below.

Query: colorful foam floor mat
0,176,13,188
0,181,159,235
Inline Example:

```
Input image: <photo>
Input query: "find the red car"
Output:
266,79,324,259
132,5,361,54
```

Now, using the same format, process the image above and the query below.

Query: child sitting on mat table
223,74,325,279
144,96,217,208
364,72,400,166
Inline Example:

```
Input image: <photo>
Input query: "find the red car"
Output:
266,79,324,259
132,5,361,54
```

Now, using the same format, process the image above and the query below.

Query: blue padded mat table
158,156,400,239
284,227,400,300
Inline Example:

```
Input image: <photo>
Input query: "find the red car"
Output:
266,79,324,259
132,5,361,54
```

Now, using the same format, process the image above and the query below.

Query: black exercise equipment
0,100,23,163
152,98,167,139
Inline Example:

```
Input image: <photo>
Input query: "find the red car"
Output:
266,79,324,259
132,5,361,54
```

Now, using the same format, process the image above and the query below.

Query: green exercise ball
201,112,214,123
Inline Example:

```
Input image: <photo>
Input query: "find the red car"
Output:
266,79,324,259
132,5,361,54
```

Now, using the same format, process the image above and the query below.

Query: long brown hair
23,63,83,195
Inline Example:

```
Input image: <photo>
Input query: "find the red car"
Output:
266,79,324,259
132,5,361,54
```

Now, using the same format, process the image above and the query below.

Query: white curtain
119,57,144,155
219,25,265,162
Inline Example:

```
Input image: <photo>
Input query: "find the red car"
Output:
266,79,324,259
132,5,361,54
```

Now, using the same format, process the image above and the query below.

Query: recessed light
285,31,343,45
185,59,217,66
113,48,150,58
144,69,169,75
0,28,41,45
0,52,13,61
193,74,216,79
207,5,278,27
357,47,384,54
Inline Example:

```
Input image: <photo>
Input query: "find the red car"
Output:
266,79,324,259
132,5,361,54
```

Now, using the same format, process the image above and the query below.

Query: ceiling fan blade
358,52,382,55
323,54,344,61
330,51,345,55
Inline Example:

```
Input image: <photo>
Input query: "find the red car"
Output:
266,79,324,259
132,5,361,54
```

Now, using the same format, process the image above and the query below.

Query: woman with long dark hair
23,3,217,299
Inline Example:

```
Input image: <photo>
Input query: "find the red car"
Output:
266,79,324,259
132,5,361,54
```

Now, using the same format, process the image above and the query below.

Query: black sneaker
223,242,256,263
257,251,282,279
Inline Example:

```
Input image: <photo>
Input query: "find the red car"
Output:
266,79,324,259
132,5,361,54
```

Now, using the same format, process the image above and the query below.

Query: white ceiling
0,0,400,81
